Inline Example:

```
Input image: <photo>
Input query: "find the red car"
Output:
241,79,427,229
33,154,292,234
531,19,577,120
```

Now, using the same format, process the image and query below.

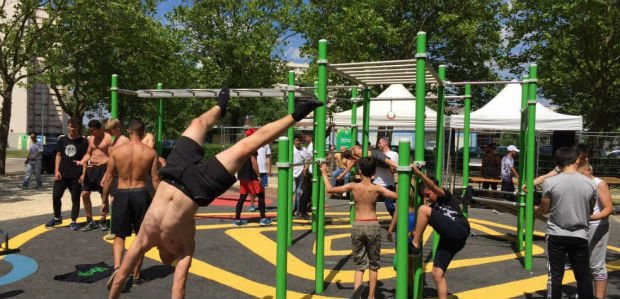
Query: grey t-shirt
542,172,597,240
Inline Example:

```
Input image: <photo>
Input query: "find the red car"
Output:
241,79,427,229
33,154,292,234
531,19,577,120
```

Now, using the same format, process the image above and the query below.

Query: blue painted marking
0,254,38,286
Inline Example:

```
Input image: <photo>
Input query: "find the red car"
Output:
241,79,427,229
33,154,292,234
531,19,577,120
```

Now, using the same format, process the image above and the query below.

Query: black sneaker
45,218,62,228
132,276,145,287
100,221,109,231
70,222,81,231
81,221,99,231
409,242,421,256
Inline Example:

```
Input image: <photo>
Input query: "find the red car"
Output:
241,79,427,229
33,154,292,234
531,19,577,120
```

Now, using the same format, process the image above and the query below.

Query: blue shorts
259,173,268,187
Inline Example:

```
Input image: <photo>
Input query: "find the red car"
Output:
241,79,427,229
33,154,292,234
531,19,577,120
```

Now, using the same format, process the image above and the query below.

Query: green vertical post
462,84,472,217
396,139,411,299
362,87,370,157
156,83,164,155
349,87,358,224
315,39,328,294
432,65,446,257
525,64,537,271
412,31,427,299
517,75,529,252
110,74,118,119
276,137,290,299
312,80,319,233
287,71,295,247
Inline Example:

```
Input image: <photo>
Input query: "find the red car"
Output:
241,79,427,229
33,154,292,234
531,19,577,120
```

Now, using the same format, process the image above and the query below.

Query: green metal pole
287,71,295,247
525,64,537,271
315,39,328,294
396,139,411,299
517,75,529,252
362,87,370,157
312,80,319,233
276,137,290,299
110,74,118,119
412,31,427,299
156,83,164,155
462,84,472,217
349,87,358,224
432,65,446,257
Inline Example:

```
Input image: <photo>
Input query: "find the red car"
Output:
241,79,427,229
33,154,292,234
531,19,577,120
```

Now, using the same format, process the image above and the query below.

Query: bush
203,143,232,160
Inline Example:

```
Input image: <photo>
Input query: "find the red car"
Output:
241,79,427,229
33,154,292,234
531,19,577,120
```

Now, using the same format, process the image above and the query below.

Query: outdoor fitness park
1,32,619,299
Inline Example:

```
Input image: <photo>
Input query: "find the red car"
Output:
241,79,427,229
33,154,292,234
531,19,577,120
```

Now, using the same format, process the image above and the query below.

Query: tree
44,0,188,123
294,0,507,114
502,0,620,131
167,0,302,126
0,0,67,174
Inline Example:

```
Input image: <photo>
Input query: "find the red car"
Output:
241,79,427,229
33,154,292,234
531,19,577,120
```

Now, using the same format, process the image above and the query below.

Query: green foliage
502,0,620,131
43,0,190,123
202,143,232,160
0,0,67,174
294,0,507,111
167,0,299,127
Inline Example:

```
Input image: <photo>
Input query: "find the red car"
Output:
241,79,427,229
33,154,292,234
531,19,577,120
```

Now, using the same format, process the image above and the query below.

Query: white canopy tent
332,84,438,128
450,82,583,131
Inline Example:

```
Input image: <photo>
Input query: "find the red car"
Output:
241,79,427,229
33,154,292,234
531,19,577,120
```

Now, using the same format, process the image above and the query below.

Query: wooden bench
469,176,502,189
600,176,620,189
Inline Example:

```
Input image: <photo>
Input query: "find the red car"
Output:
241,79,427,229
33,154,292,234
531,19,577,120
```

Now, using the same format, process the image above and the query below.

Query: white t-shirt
590,177,608,225
501,155,514,181
373,150,398,186
293,146,309,178
257,144,271,173
306,142,314,173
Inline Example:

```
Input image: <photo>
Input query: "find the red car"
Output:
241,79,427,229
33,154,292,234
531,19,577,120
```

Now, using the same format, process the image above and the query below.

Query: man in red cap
232,128,271,226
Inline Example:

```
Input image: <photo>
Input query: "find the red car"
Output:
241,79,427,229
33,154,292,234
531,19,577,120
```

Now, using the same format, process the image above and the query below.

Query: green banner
336,129,352,149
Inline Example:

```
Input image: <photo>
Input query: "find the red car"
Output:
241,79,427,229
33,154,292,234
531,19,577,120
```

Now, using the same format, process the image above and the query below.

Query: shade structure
450,82,582,131
332,84,438,128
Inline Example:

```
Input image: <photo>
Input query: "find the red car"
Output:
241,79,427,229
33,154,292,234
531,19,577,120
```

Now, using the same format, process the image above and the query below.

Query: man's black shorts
82,165,106,192
111,188,151,238
159,136,237,206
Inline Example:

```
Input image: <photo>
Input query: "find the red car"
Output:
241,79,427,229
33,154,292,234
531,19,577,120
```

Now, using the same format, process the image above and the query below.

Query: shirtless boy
102,120,159,287
78,120,113,231
108,86,322,299
320,158,398,299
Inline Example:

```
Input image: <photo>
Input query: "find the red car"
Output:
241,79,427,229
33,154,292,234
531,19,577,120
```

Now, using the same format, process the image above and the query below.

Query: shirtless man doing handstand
108,87,322,299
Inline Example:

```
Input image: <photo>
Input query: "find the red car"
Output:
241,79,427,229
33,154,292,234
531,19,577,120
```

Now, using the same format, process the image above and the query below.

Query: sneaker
249,205,256,212
70,222,81,231
100,221,109,231
132,276,145,287
81,221,99,231
232,219,247,227
259,218,272,226
19,185,27,189
45,217,62,228
409,242,421,256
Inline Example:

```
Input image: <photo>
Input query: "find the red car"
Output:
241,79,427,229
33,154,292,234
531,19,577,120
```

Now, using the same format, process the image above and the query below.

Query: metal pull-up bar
444,80,525,86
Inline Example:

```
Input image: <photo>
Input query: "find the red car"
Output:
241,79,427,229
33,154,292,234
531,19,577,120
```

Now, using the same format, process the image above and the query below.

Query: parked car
41,135,59,174
607,150,620,158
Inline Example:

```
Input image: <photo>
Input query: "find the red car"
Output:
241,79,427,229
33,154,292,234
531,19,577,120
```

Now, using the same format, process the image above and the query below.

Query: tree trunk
0,84,15,175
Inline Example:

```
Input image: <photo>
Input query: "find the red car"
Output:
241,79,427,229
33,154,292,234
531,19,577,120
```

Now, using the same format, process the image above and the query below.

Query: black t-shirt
431,189,469,227
56,135,88,178
237,152,258,181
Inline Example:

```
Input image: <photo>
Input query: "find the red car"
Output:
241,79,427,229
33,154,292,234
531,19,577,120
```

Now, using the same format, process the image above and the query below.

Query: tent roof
332,84,439,128
450,82,582,131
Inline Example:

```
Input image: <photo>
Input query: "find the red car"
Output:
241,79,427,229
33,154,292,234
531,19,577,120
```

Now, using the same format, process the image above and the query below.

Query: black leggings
235,192,266,219
52,177,82,221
